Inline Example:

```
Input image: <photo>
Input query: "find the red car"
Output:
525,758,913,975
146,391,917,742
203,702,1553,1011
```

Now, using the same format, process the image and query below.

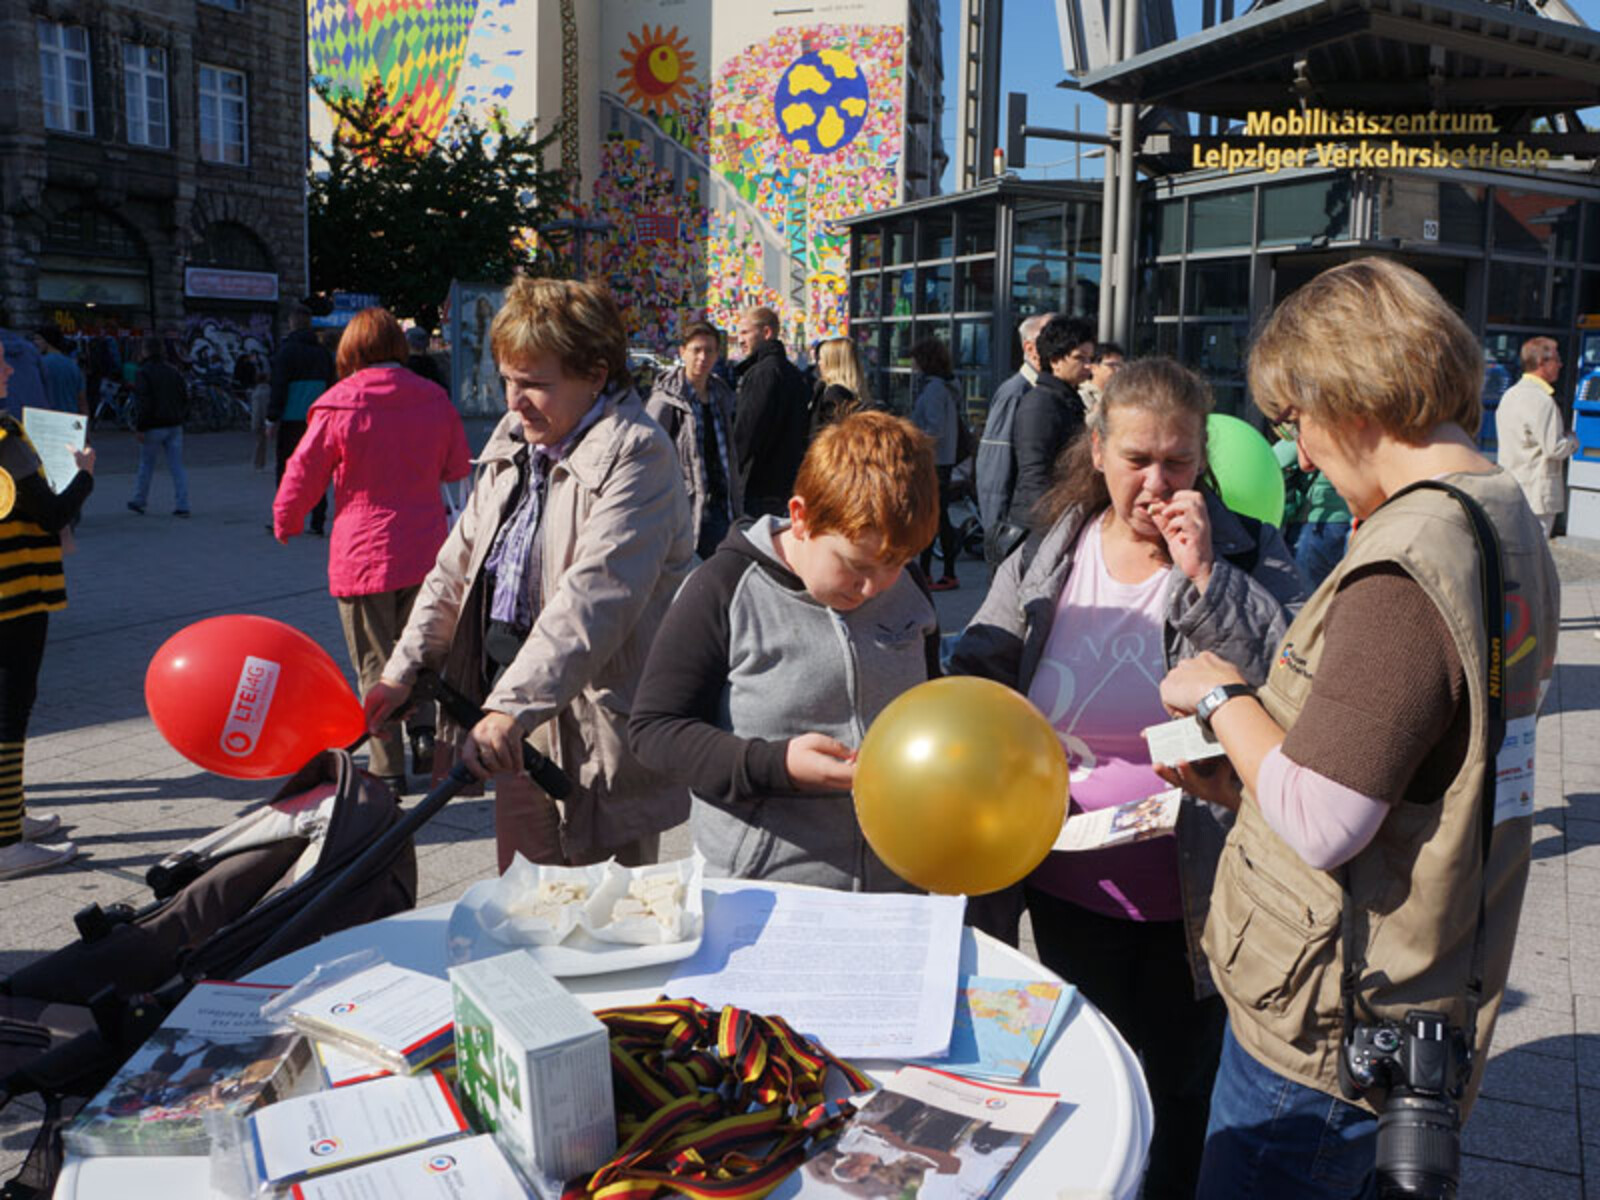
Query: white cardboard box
449,950,616,1187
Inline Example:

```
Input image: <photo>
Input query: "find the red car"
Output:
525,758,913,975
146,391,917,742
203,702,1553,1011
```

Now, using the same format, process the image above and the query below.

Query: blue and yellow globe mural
773,49,869,155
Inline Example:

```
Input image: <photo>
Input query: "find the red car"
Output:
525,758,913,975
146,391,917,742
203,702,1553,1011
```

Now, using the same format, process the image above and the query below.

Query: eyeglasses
1273,411,1300,442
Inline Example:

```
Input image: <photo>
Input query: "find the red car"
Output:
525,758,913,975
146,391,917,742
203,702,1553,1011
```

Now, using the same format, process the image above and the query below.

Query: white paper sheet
1140,714,1226,766
22,406,87,493
664,887,964,1059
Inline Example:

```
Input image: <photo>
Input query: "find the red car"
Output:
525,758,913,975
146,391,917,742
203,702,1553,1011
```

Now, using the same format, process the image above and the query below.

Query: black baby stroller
0,671,567,1198
0,749,417,1197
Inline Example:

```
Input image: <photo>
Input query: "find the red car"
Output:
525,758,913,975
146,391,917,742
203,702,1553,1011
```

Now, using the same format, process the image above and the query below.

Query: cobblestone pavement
2,427,1596,1195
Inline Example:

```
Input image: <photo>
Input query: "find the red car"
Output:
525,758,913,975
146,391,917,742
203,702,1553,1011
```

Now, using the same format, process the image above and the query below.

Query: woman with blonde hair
274,306,471,793
810,336,873,434
1158,258,1560,1197
366,278,694,869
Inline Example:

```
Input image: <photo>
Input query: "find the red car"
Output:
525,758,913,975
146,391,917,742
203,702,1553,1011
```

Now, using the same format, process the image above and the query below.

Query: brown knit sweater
1281,563,1469,804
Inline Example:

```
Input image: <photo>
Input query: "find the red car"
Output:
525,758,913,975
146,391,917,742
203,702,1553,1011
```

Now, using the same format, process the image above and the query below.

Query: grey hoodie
629,517,941,891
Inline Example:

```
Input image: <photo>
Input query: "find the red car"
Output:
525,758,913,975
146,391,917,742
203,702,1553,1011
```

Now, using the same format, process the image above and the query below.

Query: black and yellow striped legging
0,612,49,847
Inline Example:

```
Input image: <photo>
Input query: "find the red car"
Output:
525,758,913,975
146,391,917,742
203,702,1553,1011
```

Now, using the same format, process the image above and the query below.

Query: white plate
445,879,705,977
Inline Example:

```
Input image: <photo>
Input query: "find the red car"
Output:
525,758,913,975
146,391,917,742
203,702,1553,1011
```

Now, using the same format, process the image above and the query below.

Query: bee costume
0,412,93,853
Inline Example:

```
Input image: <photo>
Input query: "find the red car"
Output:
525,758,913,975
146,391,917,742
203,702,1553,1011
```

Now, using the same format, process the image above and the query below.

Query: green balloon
1207,413,1286,527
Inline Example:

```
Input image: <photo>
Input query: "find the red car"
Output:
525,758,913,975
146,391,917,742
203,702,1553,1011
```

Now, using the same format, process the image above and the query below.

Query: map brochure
1053,788,1183,853
798,1066,1057,1199
912,976,1074,1084
64,981,318,1157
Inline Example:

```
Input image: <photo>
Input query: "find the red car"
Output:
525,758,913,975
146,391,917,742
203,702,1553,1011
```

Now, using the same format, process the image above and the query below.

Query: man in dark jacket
405,325,448,391
1006,315,1095,530
267,305,335,534
732,306,810,518
127,337,191,516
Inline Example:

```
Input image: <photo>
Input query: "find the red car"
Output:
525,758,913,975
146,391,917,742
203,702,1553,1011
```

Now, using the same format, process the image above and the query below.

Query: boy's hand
785,733,857,792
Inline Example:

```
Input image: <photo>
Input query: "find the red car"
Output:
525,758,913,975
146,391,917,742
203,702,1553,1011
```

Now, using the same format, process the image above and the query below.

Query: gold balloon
854,677,1068,895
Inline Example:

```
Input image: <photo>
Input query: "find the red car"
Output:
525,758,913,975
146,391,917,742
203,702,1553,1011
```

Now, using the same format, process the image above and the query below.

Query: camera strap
1338,480,1506,1063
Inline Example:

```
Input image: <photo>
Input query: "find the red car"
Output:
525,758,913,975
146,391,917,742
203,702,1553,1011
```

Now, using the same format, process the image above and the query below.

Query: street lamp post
537,217,614,280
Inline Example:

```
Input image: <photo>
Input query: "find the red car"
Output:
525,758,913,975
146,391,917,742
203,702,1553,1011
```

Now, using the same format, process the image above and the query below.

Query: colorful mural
617,25,699,119
305,3,913,355
307,0,481,143
704,23,904,349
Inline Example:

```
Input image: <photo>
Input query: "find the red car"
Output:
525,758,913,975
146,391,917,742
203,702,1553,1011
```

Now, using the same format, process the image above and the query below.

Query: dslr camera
1339,1009,1470,1199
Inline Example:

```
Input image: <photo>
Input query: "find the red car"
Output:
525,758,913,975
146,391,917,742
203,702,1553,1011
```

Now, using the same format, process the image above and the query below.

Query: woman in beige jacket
365,278,694,870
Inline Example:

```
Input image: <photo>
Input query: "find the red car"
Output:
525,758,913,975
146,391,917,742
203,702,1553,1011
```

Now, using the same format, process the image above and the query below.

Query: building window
198,64,248,165
39,21,93,135
123,44,168,148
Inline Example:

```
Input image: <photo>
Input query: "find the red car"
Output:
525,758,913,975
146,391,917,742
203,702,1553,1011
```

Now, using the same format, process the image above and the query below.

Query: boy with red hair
630,411,941,891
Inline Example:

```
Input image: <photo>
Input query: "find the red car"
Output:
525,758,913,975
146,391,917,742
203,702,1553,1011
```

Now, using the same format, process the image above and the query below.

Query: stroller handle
410,670,572,799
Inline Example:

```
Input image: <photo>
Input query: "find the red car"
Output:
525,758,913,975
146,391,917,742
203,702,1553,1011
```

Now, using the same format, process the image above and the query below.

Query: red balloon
145,615,366,779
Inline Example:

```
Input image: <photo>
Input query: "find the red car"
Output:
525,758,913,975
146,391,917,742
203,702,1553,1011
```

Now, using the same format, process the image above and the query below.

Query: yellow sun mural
617,25,697,117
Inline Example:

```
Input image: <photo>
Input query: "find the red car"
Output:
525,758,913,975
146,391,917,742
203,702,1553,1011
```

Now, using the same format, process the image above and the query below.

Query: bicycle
184,373,251,433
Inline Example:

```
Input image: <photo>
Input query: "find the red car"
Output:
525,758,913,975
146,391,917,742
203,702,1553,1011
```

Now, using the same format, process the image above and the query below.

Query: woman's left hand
462,711,526,779
1149,489,1213,592
1159,650,1248,717
1155,759,1244,812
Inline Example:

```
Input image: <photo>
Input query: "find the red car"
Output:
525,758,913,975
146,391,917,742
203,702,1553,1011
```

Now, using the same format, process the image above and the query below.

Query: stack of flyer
230,1070,487,1193
64,981,317,1157
798,1066,1057,1198
271,961,455,1075
285,1134,528,1198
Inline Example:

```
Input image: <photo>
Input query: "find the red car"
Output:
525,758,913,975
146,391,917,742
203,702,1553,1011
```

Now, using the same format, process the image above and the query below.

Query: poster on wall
447,281,506,417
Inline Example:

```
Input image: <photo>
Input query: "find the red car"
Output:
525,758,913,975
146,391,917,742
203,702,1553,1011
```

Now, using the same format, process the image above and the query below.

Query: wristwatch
1194,683,1254,733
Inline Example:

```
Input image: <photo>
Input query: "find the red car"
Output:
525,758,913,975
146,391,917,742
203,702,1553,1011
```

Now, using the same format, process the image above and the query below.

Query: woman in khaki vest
1157,258,1560,1199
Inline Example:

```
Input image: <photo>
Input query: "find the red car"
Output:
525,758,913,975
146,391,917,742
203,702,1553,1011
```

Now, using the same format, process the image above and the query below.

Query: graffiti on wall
182,314,273,379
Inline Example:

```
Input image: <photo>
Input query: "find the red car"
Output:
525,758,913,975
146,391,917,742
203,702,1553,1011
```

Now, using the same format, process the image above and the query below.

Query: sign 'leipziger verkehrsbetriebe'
1194,108,1559,174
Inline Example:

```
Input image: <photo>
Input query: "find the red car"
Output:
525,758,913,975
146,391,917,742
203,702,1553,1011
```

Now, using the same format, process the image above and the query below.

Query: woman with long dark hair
951,358,1304,1197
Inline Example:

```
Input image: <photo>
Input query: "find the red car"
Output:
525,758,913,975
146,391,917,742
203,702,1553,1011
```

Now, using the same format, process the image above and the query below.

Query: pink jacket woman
274,365,471,596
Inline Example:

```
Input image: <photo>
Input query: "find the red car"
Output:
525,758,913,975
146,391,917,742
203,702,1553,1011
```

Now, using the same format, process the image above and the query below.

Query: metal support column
1113,0,1140,346
1097,0,1125,337
955,0,1005,190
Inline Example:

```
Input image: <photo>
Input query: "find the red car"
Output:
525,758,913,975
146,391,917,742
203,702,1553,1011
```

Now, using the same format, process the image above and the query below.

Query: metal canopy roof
1077,0,1600,121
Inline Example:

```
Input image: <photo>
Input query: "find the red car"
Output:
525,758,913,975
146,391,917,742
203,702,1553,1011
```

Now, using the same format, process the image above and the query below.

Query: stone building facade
0,0,308,364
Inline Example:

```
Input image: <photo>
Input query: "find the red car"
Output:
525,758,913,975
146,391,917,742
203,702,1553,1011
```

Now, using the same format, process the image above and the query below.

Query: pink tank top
1024,517,1183,922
